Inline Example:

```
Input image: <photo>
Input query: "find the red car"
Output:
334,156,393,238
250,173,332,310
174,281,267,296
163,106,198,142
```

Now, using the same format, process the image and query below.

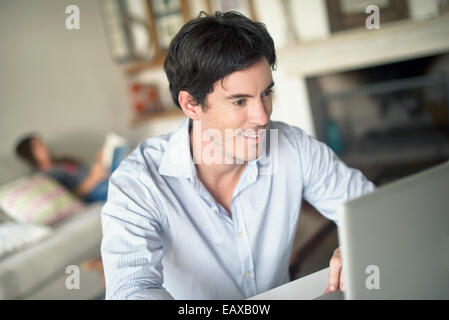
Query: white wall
0,0,130,163
254,0,330,137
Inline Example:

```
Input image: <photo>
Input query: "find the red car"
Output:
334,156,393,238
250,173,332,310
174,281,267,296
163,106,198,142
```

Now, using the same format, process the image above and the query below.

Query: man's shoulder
110,131,176,188
270,120,309,134
106,132,176,211
268,120,311,147
124,132,173,169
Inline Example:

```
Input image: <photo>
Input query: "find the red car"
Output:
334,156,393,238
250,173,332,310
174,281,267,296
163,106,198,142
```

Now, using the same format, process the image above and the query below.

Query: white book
102,133,127,169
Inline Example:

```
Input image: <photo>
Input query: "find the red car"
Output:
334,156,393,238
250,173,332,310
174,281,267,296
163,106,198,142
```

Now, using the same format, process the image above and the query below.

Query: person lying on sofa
15,134,109,203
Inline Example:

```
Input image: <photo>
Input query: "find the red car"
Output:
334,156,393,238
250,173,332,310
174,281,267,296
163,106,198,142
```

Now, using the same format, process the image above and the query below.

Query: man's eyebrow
225,82,275,100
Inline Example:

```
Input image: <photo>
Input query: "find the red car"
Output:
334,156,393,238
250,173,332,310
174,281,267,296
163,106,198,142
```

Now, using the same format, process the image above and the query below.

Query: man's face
195,57,274,164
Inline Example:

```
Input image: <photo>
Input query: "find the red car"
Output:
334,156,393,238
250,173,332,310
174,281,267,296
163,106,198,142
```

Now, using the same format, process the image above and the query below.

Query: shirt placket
231,204,258,297
190,162,260,297
230,163,259,297
190,175,230,221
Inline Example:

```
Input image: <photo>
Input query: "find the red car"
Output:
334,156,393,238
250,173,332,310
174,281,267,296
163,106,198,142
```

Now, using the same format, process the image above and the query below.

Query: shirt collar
158,117,195,179
158,117,273,180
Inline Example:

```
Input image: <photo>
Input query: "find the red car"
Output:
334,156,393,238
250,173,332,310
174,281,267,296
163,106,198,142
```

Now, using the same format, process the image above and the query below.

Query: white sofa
0,156,105,300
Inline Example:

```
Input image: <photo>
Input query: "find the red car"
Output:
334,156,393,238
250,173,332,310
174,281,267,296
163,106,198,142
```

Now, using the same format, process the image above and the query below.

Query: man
101,11,375,300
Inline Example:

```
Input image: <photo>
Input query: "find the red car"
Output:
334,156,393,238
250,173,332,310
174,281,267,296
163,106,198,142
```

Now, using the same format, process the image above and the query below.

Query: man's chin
234,148,264,164
223,138,266,164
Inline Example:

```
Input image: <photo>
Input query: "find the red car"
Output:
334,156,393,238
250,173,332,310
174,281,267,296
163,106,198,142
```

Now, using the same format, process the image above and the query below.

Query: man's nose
249,98,269,126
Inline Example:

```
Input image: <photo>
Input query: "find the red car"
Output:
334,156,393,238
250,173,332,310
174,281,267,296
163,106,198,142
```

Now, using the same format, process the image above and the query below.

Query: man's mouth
240,132,261,138
237,128,266,142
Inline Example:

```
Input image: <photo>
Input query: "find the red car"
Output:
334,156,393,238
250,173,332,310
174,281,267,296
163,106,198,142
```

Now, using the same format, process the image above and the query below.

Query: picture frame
326,0,409,33
100,0,190,73
205,0,257,21
150,0,191,50
100,0,156,63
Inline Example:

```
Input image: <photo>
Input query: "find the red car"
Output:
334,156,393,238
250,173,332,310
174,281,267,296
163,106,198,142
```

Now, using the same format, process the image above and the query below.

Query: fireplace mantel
278,14,449,77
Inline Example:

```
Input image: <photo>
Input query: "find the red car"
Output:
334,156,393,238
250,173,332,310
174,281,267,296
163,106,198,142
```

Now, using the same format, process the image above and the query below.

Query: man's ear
178,91,201,120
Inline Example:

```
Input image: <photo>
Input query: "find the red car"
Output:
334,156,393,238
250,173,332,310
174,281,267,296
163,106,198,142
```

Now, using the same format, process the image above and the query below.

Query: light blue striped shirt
101,117,375,300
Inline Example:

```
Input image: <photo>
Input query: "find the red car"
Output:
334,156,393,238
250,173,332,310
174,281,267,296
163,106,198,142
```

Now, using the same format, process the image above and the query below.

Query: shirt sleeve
294,127,376,225
100,161,173,300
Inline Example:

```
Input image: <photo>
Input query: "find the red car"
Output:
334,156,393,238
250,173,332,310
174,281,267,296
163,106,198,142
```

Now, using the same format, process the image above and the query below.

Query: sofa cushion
0,222,53,260
0,173,85,225
0,202,104,299
0,157,32,221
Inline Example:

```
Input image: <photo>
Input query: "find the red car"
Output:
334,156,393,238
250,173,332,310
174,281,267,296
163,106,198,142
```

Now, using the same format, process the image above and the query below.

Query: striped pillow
0,173,85,225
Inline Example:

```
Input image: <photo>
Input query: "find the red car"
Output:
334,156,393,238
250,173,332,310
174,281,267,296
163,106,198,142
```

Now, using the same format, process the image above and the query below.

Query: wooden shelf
278,14,449,77
123,52,166,76
130,108,185,127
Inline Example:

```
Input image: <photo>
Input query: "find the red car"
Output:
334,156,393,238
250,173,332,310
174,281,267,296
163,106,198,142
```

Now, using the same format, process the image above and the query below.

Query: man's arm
101,162,173,300
296,129,376,225
294,127,376,293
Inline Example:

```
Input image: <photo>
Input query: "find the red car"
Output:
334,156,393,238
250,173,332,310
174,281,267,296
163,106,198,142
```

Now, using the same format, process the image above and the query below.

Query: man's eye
262,89,273,97
233,99,246,106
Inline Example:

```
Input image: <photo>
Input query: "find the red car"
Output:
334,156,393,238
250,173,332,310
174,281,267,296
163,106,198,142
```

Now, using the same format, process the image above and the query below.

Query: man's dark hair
15,134,38,167
164,11,276,110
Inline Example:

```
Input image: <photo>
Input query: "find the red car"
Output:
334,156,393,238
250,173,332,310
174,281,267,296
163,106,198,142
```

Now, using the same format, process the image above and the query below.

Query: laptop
327,161,449,299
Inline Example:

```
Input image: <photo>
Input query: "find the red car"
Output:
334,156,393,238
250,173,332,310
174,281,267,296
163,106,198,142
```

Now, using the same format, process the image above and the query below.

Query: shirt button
245,272,251,278
237,231,243,238
211,206,218,213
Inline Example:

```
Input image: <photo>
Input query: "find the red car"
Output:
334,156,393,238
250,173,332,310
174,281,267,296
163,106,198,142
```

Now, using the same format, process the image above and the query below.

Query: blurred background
0,0,448,299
